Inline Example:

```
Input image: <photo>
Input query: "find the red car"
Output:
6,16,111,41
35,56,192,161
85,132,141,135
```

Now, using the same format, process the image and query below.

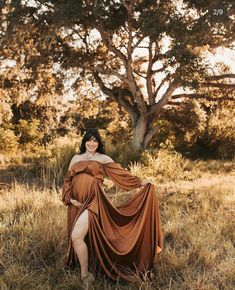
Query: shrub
140,149,185,181
15,119,44,150
0,128,19,153
37,136,82,187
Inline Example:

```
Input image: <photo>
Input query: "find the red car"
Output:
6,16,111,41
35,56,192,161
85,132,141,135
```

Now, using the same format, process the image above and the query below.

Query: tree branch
153,74,171,100
151,64,167,74
93,72,138,125
95,21,127,66
133,69,146,79
148,81,180,118
205,74,235,81
209,38,235,49
123,0,148,114
193,82,235,89
89,66,128,83
133,36,146,50
171,93,235,102
146,39,154,105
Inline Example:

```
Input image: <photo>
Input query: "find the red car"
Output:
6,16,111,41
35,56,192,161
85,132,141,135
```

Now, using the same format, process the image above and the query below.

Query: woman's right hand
140,180,152,186
70,199,84,207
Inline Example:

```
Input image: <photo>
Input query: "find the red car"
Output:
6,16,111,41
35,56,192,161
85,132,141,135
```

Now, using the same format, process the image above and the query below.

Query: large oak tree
1,0,235,151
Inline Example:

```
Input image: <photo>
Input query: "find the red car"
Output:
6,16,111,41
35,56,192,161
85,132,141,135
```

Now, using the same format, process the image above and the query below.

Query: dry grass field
0,151,234,290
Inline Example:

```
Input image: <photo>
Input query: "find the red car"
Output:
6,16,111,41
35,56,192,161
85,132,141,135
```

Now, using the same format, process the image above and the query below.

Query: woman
62,128,163,284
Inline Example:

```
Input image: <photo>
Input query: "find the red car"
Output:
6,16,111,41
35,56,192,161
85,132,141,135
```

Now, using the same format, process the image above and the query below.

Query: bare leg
71,209,91,278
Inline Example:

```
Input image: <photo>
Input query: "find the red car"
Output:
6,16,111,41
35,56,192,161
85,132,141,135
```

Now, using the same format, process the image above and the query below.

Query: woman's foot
81,272,94,289
149,270,155,282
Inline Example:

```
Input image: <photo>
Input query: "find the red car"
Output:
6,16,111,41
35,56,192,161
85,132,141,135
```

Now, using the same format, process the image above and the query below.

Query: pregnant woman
62,128,163,285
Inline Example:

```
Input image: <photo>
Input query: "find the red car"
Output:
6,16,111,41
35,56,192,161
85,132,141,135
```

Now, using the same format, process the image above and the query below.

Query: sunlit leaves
0,0,234,152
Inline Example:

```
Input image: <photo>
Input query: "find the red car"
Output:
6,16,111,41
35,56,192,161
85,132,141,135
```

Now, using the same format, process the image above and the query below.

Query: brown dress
62,160,163,281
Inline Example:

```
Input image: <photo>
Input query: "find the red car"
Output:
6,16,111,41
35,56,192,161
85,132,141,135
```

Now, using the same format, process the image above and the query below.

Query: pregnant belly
71,173,97,203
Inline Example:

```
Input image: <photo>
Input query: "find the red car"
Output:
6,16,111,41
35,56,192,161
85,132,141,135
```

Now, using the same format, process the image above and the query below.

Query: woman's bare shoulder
99,154,114,164
68,154,82,169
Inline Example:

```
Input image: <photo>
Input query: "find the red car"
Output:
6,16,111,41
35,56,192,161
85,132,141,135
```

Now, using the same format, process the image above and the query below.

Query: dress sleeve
103,162,142,191
62,171,72,206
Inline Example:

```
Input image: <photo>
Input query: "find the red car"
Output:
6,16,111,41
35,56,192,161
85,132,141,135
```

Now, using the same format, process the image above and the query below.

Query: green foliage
48,142,80,186
0,98,12,126
0,0,234,155
140,149,186,181
106,141,141,166
15,119,44,149
0,128,18,153
157,100,235,159
35,136,81,187
205,104,235,159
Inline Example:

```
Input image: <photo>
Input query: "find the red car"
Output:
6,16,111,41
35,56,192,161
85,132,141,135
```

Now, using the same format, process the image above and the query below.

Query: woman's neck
84,151,98,158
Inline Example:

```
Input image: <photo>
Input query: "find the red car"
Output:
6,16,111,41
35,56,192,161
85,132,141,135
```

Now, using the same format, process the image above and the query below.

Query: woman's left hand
70,199,84,207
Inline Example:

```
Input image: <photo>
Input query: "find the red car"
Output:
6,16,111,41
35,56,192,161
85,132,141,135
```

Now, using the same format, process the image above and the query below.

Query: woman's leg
71,209,90,278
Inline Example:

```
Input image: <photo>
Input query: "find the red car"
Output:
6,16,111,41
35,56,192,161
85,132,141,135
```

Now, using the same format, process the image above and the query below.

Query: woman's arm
103,161,142,191
62,155,81,206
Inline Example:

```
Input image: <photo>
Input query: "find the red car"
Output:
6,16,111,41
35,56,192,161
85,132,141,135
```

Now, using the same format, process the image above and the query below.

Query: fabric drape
62,160,163,281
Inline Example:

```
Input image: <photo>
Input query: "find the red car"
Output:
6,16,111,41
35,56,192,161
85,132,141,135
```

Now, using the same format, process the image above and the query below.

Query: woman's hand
70,199,84,207
140,180,152,186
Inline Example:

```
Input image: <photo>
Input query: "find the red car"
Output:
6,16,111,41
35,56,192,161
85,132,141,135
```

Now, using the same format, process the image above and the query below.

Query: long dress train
62,160,163,281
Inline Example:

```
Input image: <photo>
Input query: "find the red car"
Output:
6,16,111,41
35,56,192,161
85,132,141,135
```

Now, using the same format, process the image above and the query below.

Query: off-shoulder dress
62,159,163,281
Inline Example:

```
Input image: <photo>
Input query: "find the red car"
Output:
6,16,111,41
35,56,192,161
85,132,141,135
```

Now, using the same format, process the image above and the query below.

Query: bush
0,128,18,153
105,141,141,166
140,149,185,181
36,136,82,187
15,119,44,150
161,100,235,159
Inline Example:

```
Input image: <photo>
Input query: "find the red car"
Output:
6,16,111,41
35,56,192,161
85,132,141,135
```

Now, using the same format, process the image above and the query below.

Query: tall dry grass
0,151,235,290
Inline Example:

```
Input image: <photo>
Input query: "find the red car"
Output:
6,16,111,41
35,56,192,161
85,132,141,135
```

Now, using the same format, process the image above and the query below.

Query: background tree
158,98,235,159
1,0,235,153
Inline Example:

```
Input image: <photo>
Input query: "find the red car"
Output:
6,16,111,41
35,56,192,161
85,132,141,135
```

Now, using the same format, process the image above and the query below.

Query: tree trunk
131,115,147,152
131,115,160,153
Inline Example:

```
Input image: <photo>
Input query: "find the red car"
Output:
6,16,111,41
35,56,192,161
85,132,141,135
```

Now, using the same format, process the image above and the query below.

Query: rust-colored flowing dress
62,160,163,281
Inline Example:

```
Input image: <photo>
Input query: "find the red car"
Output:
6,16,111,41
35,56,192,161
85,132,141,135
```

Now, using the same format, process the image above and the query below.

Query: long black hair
79,128,105,154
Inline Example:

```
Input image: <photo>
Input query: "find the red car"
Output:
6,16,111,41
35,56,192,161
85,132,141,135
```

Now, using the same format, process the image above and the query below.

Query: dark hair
79,128,105,154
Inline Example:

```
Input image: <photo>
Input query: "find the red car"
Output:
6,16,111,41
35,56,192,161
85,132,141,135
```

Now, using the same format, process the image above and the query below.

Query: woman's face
85,137,99,154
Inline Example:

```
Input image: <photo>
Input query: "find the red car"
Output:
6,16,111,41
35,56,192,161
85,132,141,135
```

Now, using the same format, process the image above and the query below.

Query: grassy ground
0,153,234,290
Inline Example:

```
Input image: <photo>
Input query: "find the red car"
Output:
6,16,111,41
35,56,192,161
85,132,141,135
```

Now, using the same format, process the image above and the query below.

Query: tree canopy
0,0,234,152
